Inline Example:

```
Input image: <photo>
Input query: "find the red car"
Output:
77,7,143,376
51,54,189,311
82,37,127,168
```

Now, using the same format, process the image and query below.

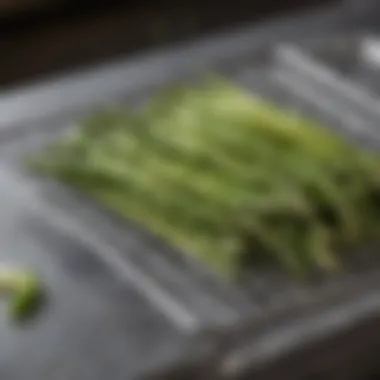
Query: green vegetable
0,268,44,321
28,79,380,278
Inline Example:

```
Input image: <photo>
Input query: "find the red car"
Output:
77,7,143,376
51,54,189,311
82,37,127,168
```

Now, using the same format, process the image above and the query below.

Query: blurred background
0,0,335,88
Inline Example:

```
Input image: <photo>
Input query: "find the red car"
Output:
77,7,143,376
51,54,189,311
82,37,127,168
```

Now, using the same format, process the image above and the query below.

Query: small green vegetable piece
0,268,44,322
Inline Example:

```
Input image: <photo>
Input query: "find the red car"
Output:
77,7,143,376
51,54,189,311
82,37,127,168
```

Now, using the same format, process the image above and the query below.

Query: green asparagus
28,79,380,278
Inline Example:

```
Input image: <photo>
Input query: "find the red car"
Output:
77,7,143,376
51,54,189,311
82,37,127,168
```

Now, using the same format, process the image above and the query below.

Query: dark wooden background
0,0,335,87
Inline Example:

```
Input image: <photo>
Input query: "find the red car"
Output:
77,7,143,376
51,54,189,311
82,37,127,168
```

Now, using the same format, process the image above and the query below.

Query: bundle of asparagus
29,79,380,279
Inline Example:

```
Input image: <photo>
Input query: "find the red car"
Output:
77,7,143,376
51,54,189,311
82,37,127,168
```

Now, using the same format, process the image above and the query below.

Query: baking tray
3,30,380,332
0,44,377,332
